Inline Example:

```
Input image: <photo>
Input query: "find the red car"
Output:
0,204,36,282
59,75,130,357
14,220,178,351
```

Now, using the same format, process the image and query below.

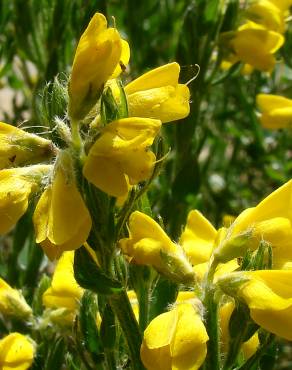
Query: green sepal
100,81,128,125
100,304,116,349
100,86,119,125
74,247,122,295
79,291,104,361
149,277,178,320
159,249,195,285
32,274,51,315
68,81,103,122
229,303,258,340
41,76,68,124
44,337,66,370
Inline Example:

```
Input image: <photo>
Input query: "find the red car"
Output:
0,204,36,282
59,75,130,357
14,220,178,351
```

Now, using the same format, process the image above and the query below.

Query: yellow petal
0,166,50,235
140,341,172,370
83,155,129,197
69,12,127,120
251,306,292,340
111,39,130,78
176,291,196,303
171,303,208,357
172,343,207,370
83,118,161,197
43,251,83,312
260,107,292,129
219,301,235,354
246,1,285,33
0,122,54,170
71,13,121,94
130,238,172,266
128,211,174,247
221,270,292,312
34,157,91,259
257,94,292,112
0,278,31,318
127,84,190,123
144,309,177,349
125,63,180,95
232,180,292,235
230,23,284,71
180,210,217,265
269,0,292,11
0,333,34,369
242,333,259,360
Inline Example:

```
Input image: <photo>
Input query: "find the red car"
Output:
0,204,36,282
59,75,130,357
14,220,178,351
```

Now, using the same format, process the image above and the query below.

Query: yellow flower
269,0,292,11
33,152,92,260
68,12,130,120
179,210,217,265
222,21,284,72
119,211,194,283
246,0,285,33
0,332,35,370
140,302,208,370
0,121,55,170
43,251,84,324
178,210,238,280
214,180,292,267
256,93,292,129
83,117,161,197
0,278,32,319
124,63,190,123
0,165,52,235
218,270,292,340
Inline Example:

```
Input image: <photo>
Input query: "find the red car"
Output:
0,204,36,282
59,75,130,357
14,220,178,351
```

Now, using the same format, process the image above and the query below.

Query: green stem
138,288,149,333
223,334,244,370
203,259,221,370
236,334,275,370
108,290,144,370
70,119,83,155
104,349,116,370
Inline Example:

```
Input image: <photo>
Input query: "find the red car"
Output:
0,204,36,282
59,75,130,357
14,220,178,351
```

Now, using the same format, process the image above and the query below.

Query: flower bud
33,151,92,260
0,278,32,319
68,12,130,121
120,211,195,284
0,121,55,170
0,333,35,370
42,251,84,324
0,165,52,234
213,229,253,263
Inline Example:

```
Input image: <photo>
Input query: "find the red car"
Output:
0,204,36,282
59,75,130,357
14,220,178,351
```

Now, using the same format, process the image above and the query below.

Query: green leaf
74,247,122,295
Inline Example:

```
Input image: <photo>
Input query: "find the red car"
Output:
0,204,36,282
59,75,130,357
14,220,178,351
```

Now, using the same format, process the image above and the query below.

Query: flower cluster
118,179,292,368
0,12,190,261
221,0,289,73
2,5,292,370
